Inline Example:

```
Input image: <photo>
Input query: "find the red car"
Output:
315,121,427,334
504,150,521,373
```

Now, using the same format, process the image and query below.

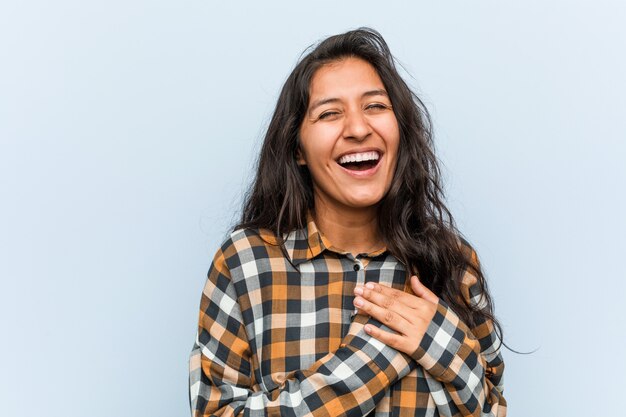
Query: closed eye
318,110,341,120
365,103,391,112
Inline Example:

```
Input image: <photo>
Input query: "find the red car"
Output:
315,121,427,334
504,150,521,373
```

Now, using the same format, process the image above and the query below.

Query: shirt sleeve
189,249,414,417
410,248,507,417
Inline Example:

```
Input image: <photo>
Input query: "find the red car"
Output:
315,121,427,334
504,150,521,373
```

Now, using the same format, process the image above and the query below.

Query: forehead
308,57,386,99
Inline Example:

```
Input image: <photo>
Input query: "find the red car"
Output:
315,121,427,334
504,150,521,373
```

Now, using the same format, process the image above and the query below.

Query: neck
312,198,383,257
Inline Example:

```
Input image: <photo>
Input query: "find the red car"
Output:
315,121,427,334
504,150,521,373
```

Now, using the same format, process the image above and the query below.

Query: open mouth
337,151,381,171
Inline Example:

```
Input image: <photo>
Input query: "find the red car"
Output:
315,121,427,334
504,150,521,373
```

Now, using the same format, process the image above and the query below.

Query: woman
189,28,506,417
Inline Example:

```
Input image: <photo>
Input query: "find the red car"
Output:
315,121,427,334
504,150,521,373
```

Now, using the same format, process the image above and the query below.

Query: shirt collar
283,211,388,266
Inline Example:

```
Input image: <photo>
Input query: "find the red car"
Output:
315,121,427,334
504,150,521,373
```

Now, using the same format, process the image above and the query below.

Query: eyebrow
308,89,389,114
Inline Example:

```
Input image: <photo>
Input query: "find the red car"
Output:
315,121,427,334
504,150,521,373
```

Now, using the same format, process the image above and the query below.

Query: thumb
410,275,439,304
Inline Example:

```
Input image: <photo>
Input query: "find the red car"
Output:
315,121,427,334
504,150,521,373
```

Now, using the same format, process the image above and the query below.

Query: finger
355,283,422,323
359,282,424,310
410,275,439,304
363,323,408,352
353,295,413,335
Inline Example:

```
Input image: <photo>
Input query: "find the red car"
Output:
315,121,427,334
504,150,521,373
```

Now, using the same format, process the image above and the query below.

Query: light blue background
1,1,625,416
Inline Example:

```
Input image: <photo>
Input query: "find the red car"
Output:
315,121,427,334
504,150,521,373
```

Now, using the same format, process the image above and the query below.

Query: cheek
372,114,400,141
378,125,401,162
382,136,400,179
300,128,337,166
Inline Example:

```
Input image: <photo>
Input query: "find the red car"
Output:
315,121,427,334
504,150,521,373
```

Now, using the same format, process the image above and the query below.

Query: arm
412,297,506,416
189,249,414,417
353,249,506,416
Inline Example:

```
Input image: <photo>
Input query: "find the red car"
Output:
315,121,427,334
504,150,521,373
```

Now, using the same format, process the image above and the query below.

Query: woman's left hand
353,275,439,356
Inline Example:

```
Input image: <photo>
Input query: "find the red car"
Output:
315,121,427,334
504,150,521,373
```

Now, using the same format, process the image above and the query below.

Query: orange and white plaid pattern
189,216,506,416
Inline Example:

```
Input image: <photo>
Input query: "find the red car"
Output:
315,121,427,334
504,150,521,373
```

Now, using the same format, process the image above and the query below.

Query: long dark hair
236,28,502,337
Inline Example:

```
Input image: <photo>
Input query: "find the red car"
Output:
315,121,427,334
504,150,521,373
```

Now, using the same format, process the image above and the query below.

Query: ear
296,148,307,166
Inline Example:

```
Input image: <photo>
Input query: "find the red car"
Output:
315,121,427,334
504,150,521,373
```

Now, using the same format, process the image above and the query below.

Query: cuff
410,299,469,378
340,313,414,382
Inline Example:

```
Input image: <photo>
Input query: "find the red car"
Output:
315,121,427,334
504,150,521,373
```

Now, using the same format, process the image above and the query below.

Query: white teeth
338,151,380,165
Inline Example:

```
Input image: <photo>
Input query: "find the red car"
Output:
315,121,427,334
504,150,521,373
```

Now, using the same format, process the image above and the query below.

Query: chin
344,192,385,209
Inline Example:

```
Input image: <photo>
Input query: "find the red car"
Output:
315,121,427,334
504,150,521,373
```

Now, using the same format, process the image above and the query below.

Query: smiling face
298,57,400,216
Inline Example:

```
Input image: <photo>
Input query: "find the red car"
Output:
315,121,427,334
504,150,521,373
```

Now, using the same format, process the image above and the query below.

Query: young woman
189,28,506,417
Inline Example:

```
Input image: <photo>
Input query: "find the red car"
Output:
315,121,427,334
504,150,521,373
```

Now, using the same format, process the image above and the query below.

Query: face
298,57,400,215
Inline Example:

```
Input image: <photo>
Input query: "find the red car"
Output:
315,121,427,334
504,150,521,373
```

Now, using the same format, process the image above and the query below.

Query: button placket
350,257,365,318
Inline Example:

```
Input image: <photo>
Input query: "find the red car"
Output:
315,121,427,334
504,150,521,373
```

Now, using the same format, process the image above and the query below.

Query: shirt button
353,264,360,271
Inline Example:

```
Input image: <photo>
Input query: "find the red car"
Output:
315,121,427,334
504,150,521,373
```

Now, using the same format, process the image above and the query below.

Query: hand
353,275,439,356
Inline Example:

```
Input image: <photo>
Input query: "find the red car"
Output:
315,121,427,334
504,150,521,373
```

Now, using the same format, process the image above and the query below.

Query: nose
342,109,372,141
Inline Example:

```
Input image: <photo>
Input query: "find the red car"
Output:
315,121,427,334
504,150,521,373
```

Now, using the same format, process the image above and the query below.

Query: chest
231,252,407,391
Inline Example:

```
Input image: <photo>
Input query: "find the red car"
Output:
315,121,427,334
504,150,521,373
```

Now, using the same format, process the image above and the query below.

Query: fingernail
354,287,363,295
354,297,363,307
365,282,375,290
364,325,372,333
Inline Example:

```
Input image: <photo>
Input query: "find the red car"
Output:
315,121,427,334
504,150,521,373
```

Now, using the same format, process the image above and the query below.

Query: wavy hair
236,28,502,337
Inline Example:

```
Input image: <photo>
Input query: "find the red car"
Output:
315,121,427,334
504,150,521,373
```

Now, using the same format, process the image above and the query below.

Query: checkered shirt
189,216,506,416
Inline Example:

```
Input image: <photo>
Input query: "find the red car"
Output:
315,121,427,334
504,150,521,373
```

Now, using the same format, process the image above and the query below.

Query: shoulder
455,236,488,309
210,227,285,277
457,236,481,273
218,227,279,256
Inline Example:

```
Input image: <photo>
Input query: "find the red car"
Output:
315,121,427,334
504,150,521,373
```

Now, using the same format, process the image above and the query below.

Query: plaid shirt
189,216,506,416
